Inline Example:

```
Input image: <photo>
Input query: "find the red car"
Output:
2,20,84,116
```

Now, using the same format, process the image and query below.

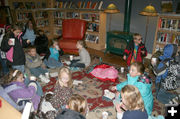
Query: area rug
43,70,165,119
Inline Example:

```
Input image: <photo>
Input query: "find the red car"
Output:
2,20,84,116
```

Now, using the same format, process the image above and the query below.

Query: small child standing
44,38,63,68
1,23,31,73
116,85,148,119
55,94,88,119
45,66,73,119
123,33,147,66
111,62,153,116
3,69,40,112
70,40,91,68
25,45,50,83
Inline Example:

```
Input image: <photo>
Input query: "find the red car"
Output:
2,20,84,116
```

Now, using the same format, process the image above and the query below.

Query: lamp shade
104,3,120,13
139,5,157,16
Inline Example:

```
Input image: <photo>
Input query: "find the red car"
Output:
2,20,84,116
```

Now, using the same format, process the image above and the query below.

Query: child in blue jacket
111,62,153,116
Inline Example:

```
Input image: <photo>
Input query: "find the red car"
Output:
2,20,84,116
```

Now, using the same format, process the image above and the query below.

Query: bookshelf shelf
153,14,180,53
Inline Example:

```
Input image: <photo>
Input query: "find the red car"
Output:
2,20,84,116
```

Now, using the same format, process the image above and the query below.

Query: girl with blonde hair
55,94,87,119
116,85,148,119
46,66,73,119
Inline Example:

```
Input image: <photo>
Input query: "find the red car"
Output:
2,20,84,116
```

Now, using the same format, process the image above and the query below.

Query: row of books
35,11,48,19
157,32,180,44
54,19,62,26
82,13,99,22
54,28,62,36
87,23,99,32
55,1,103,10
13,2,46,9
85,34,99,44
17,12,32,21
158,18,180,31
36,19,49,27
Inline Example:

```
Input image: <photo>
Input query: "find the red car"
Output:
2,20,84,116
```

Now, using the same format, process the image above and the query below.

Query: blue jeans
70,59,85,68
29,67,48,77
44,57,63,68
12,65,25,73
24,78,43,96
0,56,9,75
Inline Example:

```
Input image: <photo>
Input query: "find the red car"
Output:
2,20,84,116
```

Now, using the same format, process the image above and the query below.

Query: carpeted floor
42,68,165,119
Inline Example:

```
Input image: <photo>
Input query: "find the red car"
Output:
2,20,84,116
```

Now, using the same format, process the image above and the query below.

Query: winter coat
153,44,178,83
34,34,50,60
116,74,153,116
55,109,86,119
1,32,29,66
123,40,147,66
6,81,40,110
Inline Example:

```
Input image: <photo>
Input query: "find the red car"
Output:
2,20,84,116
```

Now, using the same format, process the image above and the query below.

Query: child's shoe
39,74,50,83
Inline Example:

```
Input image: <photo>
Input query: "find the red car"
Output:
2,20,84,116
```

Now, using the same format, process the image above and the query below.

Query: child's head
67,94,88,115
133,33,142,45
58,66,72,87
37,29,44,36
129,62,145,77
121,85,145,111
27,45,37,57
11,23,22,37
50,38,59,48
4,69,24,85
76,40,85,49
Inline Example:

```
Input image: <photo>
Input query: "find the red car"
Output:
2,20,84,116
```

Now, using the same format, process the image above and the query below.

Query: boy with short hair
123,33,147,66
25,45,50,83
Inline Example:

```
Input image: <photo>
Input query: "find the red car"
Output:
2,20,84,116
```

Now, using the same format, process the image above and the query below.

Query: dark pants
70,59,85,68
0,55,9,76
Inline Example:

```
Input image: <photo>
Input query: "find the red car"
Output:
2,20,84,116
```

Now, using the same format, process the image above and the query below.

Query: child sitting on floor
116,85,148,119
70,40,91,68
44,38,63,68
111,62,153,116
55,94,88,119
41,66,73,119
25,45,50,83
3,69,40,112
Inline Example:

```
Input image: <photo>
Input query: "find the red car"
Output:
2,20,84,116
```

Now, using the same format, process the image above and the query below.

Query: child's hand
115,92,120,97
141,51,145,54
110,86,116,91
27,40,31,44
123,55,126,60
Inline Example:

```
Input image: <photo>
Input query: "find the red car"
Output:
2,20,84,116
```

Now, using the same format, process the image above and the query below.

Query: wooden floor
87,48,127,67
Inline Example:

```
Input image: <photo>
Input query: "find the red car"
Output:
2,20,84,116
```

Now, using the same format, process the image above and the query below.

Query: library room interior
0,0,180,119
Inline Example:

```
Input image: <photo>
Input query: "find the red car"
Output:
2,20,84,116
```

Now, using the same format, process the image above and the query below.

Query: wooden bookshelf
153,14,180,53
8,0,106,50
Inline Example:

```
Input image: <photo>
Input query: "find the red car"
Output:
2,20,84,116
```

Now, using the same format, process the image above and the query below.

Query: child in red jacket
123,33,147,66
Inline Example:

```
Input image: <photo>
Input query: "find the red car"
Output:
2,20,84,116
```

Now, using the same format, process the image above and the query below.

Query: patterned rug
43,70,165,119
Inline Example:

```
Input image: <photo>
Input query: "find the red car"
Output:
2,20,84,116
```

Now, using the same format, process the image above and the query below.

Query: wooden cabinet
153,14,180,53
8,0,106,50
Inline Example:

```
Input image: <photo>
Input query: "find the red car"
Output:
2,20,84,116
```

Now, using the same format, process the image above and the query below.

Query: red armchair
59,19,87,54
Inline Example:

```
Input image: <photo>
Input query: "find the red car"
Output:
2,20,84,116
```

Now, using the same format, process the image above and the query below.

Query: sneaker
39,74,50,83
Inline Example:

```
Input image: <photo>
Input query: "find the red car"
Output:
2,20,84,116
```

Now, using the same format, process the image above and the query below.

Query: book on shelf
178,20,180,31
63,2,68,8
69,2,73,8
81,14,90,21
85,34,99,43
78,1,82,8
13,2,25,9
82,2,86,9
98,1,103,10
59,2,63,8
161,18,166,29
91,2,98,9
86,1,92,9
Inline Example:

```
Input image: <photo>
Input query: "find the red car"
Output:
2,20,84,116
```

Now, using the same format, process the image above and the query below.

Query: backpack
161,59,180,90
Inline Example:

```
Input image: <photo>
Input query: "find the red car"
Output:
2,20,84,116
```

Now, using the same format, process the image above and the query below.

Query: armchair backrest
62,19,86,40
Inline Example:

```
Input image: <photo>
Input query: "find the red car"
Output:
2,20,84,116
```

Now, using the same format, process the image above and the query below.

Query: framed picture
0,6,13,24
161,0,173,13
